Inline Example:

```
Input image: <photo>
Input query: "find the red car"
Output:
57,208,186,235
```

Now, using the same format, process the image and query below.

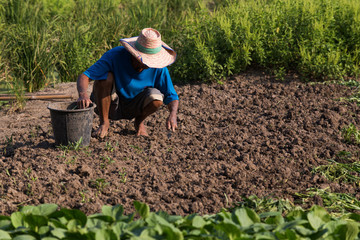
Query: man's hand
77,93,92,109
77,73,92,109
167,100,179,132
167,113,177,131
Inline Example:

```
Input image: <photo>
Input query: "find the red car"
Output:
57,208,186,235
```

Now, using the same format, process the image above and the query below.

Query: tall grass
173,0,360,82
1,0,360,92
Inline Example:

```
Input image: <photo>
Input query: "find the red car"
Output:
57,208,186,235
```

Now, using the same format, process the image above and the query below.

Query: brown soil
1,70,360,216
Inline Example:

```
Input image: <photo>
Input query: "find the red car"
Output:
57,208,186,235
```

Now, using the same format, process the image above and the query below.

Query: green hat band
135,41,162,54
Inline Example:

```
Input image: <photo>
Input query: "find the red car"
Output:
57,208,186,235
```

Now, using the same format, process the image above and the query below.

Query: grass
313,150,360,183
342,124,360,145
313,159,360,183
91,178,109,195
296,188,360,214
1,0,360,97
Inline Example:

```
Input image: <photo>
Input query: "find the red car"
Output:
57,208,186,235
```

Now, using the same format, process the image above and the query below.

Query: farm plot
0,70,359,216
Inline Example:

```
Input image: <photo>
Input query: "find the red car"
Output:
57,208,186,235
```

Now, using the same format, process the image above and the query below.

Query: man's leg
134,100,163,136
93,72,114,138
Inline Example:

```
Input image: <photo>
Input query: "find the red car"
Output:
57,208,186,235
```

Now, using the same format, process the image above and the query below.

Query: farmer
76,28,179,138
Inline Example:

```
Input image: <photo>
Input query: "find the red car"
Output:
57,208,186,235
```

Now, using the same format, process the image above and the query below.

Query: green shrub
0,201,359,239
1,0,360,92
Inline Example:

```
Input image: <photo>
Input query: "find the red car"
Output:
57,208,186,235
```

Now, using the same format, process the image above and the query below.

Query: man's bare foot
92,122,109,139
134,118,148,136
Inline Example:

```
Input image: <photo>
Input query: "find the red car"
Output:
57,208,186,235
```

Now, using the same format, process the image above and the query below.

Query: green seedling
100,155,115,169
79,190,90,203
5,169,10,177
29,126,40,139
3,135,14,156
105,141,115,152
119,168,127,183
129,145,143,153
5,135,13,146
26,183,33,196
57,137,84,152
341,124,360,144
24,167,32,179
91,178,109,194
224,193,229,207
5,169,16,184
65,156,77,165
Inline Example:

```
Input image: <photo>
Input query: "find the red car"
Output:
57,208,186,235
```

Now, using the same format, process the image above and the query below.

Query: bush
1,0,360,92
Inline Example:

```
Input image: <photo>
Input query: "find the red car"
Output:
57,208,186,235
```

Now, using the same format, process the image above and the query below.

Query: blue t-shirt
84,46,179,105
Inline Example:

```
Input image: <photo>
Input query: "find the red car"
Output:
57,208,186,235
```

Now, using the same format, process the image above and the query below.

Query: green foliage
0,201,359,239
57,137,84,152
1,0,360,92
296,188,360,213
342,124,360,145
313,157,360,183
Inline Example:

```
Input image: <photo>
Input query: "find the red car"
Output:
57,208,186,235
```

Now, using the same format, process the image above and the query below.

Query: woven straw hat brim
120,37,176,68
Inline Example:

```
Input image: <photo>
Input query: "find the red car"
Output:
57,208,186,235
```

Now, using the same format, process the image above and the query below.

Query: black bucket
48,101,96,146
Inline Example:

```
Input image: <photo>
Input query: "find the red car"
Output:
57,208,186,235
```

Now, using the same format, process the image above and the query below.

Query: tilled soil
0,70,360,216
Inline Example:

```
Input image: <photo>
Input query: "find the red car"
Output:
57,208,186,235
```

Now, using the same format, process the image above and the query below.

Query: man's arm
166,100,179,131
77,73,92,108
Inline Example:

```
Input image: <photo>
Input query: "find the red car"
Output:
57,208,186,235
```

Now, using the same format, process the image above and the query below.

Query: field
1,0,360,238
1,70,360,237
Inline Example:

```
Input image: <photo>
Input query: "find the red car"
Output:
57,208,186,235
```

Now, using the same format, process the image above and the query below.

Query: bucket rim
47,101,96,113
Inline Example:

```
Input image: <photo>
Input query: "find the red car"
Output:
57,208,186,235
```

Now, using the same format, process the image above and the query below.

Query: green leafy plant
313,159,360,183
2,0,360,93
100,155,115,169
296,188,360,213
57,137,84,152
0,201,359,239
129,144,143,153
105,141,115,152
342,124,360,144
91,178,109,195
119,168,127,183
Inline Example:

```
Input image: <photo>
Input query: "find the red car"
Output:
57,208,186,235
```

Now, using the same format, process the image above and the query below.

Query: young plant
100,155,115,169
129,145,143,153
313,155,360,183
296,188,360,213
341,124,360,144
91,178,109,195
105,141,115,152
57,137,84,152
119,168,127,183
79,190,90,203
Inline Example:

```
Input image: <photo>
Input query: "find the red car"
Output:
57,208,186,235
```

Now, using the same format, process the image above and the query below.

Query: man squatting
76,28,179,137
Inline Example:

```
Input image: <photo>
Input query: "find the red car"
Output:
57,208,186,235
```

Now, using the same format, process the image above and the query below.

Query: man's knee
146,100,163,110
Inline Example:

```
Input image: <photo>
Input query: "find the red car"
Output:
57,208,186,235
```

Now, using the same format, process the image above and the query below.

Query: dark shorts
91,87,164,120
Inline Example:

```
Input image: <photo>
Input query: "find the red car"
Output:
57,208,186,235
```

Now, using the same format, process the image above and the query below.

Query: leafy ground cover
1,0,360,93
0,201,359,239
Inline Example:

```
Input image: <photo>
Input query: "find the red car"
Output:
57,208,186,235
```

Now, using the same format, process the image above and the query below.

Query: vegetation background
1,0,360,94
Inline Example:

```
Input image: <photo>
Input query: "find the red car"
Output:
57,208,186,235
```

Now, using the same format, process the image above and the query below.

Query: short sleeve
83,51,112,80
156,68,179,105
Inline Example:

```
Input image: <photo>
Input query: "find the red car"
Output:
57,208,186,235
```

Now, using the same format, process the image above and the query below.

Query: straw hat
119,28,176,68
